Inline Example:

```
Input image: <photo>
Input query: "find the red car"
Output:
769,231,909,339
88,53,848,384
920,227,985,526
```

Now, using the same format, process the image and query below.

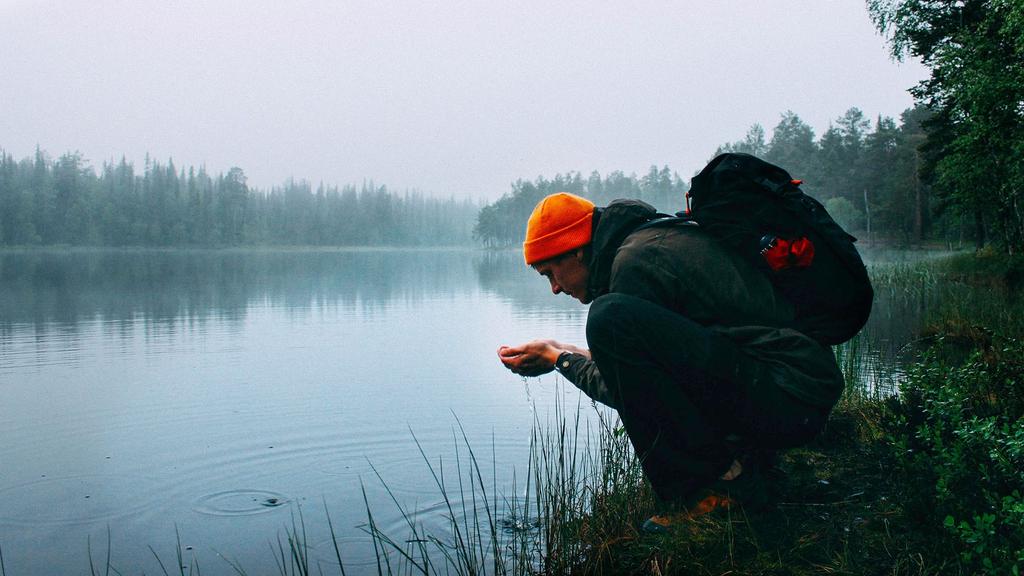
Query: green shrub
825,196,864,233
891,336,1024,575
942,248,1024,291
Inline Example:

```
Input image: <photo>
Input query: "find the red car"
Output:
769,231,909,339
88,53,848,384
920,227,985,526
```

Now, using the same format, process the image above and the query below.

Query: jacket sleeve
555,352,621,410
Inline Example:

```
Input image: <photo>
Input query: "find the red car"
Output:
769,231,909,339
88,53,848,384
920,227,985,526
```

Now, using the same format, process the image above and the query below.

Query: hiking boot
640,463,767,534
641,492,735,534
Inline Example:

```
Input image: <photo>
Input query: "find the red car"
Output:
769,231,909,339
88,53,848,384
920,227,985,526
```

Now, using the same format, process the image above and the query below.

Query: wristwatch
555,351,574,372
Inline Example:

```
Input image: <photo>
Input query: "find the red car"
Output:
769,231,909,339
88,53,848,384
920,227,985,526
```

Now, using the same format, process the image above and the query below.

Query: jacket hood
586,199,661,301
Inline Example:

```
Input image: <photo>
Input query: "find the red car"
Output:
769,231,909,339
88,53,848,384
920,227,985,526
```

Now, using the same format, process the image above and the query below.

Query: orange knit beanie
523,192,595,265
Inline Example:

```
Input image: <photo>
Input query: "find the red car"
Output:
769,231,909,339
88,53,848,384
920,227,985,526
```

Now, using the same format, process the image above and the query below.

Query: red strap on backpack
762,236,815,271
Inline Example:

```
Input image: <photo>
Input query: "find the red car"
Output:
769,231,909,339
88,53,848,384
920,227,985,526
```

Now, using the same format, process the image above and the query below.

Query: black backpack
682,153,873,345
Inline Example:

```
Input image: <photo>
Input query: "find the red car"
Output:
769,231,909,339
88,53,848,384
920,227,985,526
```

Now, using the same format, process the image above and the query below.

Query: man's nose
550,280,562,295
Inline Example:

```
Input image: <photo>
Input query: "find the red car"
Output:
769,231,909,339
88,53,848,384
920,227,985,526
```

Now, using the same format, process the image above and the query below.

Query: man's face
532,249,591,304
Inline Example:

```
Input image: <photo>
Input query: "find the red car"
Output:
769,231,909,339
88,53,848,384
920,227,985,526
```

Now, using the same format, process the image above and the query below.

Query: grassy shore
570,252,1023,576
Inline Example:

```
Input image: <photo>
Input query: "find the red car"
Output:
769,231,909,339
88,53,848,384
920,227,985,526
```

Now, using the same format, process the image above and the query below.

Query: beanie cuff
523,211,593,265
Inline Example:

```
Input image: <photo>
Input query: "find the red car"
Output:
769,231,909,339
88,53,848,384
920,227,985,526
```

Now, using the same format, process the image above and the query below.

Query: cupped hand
496,339,562,377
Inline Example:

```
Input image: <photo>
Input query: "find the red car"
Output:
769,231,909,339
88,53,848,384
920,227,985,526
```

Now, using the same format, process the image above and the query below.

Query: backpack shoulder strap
634,214,697,233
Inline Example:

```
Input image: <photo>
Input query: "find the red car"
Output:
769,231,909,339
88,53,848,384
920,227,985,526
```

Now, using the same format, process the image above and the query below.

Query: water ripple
0,473,162,527
192,489,292,516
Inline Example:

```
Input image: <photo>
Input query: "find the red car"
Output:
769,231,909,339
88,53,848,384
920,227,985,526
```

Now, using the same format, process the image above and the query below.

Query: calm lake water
0,247,924,574
0,248,601,574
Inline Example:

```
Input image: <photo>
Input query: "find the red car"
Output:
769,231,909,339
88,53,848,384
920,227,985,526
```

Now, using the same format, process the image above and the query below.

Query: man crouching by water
497,192,843,533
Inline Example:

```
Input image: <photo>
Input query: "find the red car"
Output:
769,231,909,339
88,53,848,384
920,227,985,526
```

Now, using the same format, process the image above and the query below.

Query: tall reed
349,384,651,575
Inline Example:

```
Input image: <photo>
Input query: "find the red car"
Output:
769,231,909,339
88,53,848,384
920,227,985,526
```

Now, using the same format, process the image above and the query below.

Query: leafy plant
890,335,1024,574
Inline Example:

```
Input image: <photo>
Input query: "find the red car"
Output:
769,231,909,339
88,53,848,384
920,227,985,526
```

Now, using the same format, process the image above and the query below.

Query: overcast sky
0,0,927,199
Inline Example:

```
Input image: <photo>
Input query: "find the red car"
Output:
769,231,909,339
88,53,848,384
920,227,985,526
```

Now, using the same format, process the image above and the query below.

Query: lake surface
0,249,602,574
0,247,922,574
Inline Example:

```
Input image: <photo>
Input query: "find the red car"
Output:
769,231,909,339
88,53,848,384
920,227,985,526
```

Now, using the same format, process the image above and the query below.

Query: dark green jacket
559,200,844,409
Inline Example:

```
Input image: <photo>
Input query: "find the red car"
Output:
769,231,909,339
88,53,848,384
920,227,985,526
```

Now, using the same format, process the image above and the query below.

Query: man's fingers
497,345,523,358
498,350,529,371
498,342,554,378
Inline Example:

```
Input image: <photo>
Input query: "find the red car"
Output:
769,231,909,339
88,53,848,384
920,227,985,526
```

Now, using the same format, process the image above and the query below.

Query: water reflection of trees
472,250,583,317
0,249,480,335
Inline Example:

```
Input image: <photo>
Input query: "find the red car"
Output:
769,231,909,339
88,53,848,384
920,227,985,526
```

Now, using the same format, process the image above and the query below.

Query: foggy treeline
474,105,960,249
0,151,478,247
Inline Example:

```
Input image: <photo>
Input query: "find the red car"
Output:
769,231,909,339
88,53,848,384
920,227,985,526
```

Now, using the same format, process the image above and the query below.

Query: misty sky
0,0,927,199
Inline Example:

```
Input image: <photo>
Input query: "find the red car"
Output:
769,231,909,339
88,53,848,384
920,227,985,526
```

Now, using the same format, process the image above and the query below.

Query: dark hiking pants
586,292,829,502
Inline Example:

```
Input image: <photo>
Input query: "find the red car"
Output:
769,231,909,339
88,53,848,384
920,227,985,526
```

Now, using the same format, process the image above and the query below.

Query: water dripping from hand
521,376,535,416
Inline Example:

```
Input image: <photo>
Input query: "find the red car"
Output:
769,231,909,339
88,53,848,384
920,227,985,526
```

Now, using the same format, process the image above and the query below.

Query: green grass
349,398,654,575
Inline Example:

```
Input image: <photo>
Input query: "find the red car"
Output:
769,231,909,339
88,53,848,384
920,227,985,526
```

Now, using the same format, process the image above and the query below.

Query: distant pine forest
0,105,1000,250
0,151,479,247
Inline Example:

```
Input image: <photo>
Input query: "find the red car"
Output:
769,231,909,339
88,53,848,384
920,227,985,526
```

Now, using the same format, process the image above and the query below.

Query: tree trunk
914,152,924,244
974,208,986,251
1012,192,1023,255
863,188,872,246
